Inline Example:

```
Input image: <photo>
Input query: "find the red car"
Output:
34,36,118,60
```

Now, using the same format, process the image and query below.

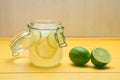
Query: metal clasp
54,26,67,48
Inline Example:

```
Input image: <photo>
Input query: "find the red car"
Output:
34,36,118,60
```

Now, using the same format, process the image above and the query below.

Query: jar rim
27,20,63,30
31,20,61,25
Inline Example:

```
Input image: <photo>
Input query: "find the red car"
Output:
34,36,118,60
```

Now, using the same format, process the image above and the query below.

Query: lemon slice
47,32,59,49
31,30,42,42
36,37,57,58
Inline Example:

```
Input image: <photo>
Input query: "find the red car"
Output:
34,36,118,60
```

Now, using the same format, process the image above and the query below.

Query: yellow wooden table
0,38,120,80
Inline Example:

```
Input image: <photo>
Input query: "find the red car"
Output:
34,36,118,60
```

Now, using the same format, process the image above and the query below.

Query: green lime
47,32,59,49
69,46,90,66
91,47,111,67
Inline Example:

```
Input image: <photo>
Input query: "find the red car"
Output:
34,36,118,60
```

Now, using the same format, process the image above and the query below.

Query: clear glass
10,20,67,67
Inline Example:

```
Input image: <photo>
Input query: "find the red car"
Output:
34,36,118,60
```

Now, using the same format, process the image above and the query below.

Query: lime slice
91,47,111,67
36,36,57,58
47,32,59,49
69,46,90,66
31,30,42,42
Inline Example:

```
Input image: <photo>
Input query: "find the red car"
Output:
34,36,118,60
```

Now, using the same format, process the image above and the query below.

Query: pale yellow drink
10,20,67,67
29,42,62,67
29,24,63,67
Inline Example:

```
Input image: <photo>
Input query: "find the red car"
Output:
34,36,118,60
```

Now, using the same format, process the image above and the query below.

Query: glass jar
10,20,67,67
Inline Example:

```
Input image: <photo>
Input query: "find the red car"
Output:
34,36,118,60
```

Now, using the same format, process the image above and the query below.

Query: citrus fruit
31,30,42,42
47,32,59,49
69,46,90,66
91,47,111,67
36,32,59,58
36,36,57,58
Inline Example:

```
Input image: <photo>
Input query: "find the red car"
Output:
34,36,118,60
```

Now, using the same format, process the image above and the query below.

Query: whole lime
69,46,90,66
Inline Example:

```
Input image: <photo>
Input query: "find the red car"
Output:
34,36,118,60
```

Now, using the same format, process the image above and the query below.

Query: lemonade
29,42,62,67
29,24,63,67
10,20,67,67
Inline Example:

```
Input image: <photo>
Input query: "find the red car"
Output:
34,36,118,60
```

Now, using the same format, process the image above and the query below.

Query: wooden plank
0,38,120,73
0,73,120,80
